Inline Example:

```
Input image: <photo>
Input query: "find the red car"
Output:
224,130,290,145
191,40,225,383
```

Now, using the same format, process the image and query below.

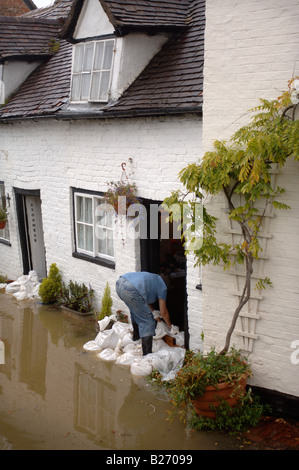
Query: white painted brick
202,0,299,397
0,115,202,316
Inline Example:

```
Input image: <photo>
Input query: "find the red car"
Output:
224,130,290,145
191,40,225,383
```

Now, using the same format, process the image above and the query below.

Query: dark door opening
140,199,189,348
15,188,47,280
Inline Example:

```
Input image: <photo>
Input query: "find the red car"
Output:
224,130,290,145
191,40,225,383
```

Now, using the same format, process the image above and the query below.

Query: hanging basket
104,180,140,216
0,220,6,230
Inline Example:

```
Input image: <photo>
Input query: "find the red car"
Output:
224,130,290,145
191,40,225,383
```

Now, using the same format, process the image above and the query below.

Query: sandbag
83,316,186,380
5,271,40,300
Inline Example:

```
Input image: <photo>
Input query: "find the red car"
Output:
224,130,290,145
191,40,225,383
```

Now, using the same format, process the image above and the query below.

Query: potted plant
0,207,8,229
59,280,94,315
38,263,62,304
162,348,253,424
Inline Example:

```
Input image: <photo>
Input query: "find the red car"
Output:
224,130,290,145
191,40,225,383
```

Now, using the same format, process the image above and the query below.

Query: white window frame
71,38,116,103
74,192,114,262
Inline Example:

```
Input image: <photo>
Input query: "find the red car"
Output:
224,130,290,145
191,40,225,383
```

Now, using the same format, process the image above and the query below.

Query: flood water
0,291,244,451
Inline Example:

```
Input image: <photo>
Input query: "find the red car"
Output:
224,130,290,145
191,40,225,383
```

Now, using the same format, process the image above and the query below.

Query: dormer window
71,39,115,103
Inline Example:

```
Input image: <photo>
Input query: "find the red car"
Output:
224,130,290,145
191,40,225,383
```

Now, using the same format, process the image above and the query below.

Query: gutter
0,106,202,124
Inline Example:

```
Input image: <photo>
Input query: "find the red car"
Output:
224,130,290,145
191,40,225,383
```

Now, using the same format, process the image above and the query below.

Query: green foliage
38,263,62,304
163,79,299,352
165,348,251,410
116,309,129,323
255,277,273,291
0,206,7,222
59,280,94,313
97,282,113,320
188,389,270,434
0,273,8,283
48,39,60,53
104,180,139,215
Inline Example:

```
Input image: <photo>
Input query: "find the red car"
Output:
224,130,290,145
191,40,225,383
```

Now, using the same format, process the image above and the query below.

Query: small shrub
188,389,270,434
97,282,113,320
0,207,7,222
0,273,8,284
38,263,62,304
59,280,94,313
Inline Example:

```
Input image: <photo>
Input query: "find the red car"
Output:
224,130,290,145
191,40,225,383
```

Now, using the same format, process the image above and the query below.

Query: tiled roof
0,16,61,60
0,0,205,120
0,40,72,118
100,0,191,28
105,0,205,115
23,0,73,20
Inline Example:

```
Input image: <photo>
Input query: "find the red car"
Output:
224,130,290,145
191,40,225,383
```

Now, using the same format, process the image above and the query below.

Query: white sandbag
98,348,118,362
130,359,153,377
99,329,120,350
153,321,170,339
5,270,40,300
112,321,132,336
115,344,142,365
5,281,21,293
83,340,102,352
142,347,185,380
98,316,112,331
14,290,29,301
116,332,134,350
0,283,7,290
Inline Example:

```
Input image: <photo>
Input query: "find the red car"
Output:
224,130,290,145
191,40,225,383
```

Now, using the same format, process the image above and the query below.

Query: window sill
0,238,11,247
72,251,115,269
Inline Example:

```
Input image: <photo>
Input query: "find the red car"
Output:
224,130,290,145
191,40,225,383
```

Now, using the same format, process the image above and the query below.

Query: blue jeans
116,277,156,338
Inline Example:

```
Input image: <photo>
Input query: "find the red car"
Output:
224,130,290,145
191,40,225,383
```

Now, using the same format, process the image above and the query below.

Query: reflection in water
0,292,239,450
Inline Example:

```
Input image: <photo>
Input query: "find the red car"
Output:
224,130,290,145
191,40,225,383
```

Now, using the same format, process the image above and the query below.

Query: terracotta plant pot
0,220,6,229
192,376,247,419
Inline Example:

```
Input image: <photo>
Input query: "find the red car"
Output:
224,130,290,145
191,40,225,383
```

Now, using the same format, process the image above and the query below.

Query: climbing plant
164,79,299,353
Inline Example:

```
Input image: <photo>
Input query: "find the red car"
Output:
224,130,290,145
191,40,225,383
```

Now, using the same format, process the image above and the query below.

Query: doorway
140,199,189,348
15,188,47,280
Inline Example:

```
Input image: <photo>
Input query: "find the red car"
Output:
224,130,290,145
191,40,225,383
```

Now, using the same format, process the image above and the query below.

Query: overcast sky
34,0,55,8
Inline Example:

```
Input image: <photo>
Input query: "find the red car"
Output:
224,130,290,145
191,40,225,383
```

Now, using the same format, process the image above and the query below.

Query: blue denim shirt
121,272,167,304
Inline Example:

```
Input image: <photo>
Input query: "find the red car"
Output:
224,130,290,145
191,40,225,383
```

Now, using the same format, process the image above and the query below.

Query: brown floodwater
0,291,245,451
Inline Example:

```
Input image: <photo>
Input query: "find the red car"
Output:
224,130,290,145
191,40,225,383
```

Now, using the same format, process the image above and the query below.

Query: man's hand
158,298,172,328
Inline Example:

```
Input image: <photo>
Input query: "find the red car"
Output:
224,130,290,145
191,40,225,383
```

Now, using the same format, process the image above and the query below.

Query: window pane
105,208,113,228
71,74,81,101
94,42,104,70
99,71,110,101
83,43,94,72
76,196,84,222
73,44,84,73
85,225,93,252
81,73,91,100
107,230,114,257
77,223,84,249
97,228,106,255
85,198,93,224
103,40,114,69
90,72,101,101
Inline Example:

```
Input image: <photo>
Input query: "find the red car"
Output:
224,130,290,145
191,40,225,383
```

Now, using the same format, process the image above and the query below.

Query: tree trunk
221,253,253,354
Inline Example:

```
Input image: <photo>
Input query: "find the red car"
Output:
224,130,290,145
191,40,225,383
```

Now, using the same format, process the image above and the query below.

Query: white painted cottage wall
202,0,299,396
0,116,203,333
